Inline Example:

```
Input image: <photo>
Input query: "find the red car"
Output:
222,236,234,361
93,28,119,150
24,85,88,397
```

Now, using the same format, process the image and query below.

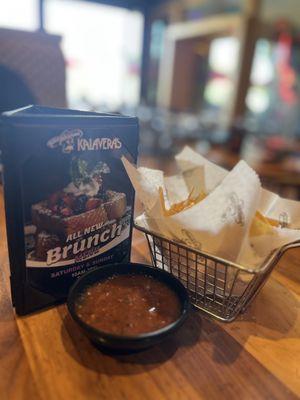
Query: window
45,0,143,110
0,0,39,31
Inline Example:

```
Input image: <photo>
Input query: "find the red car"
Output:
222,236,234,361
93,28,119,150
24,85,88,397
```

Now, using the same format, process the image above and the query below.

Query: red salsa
75,274,181,336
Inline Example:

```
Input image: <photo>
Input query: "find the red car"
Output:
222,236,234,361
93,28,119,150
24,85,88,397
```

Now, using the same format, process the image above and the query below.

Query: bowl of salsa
67,263,190,353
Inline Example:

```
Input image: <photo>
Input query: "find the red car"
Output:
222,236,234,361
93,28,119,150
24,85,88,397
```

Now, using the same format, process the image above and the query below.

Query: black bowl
67,262,190,353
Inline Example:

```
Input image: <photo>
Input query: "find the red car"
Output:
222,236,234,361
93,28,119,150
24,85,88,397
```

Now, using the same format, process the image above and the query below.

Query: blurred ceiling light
208,37,239,75
246,86,270,113
250,40,274,85
204,77,233,107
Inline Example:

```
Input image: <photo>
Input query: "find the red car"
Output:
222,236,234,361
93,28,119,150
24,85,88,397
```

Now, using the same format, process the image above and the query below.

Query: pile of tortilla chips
123,147,300,269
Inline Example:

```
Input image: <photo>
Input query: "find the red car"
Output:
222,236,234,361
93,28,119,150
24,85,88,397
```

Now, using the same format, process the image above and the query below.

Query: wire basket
135,223,300,322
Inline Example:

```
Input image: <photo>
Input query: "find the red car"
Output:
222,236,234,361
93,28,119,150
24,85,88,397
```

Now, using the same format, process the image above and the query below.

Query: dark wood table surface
0,155,300,399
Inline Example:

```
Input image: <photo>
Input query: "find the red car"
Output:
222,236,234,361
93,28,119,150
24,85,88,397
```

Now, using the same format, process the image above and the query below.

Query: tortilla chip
159,187,206,217
250,211,279,237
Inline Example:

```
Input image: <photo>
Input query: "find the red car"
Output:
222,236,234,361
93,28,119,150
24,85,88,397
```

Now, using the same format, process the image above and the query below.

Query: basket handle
279,239,300,254
259,239,300,273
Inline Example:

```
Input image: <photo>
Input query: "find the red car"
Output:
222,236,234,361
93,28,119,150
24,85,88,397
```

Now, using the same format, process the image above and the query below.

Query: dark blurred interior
1,0,300,198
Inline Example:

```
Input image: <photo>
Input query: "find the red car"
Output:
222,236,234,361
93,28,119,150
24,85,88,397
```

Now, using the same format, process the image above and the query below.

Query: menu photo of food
25,156,132,268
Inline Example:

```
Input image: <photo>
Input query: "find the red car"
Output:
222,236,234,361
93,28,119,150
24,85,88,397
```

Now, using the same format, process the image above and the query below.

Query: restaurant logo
47,129,83,153
278,211,289,228
47,129,122,153
77,137,122,151
221,192,245,226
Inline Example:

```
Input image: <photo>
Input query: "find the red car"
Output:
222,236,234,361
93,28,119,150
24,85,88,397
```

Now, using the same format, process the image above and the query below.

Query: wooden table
0,174,300,399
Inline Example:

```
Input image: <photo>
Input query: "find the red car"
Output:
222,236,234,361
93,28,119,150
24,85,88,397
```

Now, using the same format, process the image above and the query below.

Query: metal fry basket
135,223,300,322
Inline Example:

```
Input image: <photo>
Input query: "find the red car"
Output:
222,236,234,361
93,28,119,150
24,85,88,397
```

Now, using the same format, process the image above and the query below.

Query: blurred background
1,0,300,198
